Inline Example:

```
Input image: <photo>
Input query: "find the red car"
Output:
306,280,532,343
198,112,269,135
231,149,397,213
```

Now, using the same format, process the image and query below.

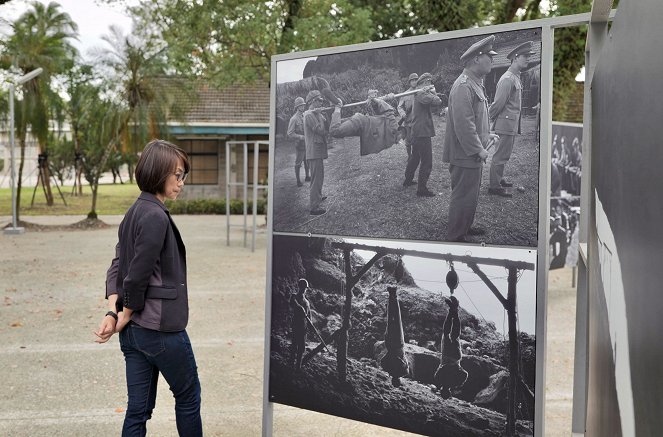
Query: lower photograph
268,234,539,436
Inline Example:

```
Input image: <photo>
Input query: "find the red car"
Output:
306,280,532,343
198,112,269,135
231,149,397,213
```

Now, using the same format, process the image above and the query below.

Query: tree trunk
88,181,98,219
42,157,55,206
74,134,83,196
88,132,127,218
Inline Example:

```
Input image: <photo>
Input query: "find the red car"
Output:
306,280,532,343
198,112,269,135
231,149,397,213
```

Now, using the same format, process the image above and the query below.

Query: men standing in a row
443,35,499,242
287,97,310,187
304,90,331,215
397,73,419,159
488,41,534,197
403,72,442,197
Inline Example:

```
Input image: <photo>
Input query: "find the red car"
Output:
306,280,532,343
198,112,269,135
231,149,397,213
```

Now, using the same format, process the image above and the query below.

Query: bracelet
105,310,118,321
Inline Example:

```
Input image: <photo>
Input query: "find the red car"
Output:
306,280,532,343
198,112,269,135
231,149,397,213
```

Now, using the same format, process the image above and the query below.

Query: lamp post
4,67,43,236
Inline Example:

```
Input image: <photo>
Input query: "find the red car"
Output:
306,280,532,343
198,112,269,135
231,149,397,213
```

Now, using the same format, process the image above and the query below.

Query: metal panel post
225,141,231,246
243,142,248,248
252,141,259,251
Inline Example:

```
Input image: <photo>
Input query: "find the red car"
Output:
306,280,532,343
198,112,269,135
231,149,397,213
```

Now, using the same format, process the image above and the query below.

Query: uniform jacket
329,99,399,156
411,89,442,138
397,87,417,126
488,70,522,135
287,111,306,151
303,109,329,160
106,192,188,332
443,69,490,169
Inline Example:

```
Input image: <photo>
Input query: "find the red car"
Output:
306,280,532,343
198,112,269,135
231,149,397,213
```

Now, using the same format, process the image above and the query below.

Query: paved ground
0,215,577,436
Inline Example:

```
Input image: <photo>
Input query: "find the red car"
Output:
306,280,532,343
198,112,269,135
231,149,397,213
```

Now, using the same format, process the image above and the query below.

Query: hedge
165,198,267,215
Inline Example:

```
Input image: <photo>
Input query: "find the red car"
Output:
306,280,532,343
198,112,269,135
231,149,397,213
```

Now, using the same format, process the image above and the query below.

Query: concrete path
0,215,577,436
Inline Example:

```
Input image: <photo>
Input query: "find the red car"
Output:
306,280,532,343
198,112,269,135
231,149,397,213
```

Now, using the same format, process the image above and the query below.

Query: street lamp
4,67,43,235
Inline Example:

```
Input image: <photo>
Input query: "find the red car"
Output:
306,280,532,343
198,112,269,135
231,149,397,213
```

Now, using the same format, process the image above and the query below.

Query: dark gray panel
590,0,663,435
586,233,621,436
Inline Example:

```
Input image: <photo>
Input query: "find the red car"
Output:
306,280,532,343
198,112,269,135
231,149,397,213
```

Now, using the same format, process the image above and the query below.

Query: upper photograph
272,28,542,247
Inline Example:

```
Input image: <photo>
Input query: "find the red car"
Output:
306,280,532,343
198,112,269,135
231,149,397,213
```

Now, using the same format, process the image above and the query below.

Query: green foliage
549,0,593,121
96,25,193,155
281,0,374,52
0,1,79,149
165,198,267,215
47,134,75,185
128,0,374,87
351,0,493,38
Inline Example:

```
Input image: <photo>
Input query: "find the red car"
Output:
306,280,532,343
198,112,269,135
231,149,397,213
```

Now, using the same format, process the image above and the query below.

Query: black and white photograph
272,28,542,247
549,122,582,269
268,234,538,436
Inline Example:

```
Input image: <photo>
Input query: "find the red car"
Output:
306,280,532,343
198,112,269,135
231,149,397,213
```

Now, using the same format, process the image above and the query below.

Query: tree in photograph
0,1,78,206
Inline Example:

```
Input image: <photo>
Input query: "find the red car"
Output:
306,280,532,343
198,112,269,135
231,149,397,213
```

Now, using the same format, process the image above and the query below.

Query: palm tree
80,25,191,218
1,1,78,207
95,26,191,180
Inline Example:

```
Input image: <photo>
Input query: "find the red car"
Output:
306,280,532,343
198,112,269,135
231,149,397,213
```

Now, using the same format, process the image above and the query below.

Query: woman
94,139,202,437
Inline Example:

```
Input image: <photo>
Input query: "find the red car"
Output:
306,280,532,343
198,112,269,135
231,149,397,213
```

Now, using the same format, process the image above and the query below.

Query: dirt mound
3,218,111,232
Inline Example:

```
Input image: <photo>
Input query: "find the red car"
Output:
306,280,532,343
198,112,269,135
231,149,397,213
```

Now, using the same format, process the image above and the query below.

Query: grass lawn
0,182,140,216
272,114,540,247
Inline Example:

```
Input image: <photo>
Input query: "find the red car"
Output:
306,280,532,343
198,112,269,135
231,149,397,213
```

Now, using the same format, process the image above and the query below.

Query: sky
346,238,539,335
0,0,135,62
276,56,317,84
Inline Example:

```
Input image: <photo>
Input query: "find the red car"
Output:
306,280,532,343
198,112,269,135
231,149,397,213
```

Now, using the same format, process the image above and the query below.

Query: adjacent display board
265,24,550,437
549,122,582,270
585,0,663,435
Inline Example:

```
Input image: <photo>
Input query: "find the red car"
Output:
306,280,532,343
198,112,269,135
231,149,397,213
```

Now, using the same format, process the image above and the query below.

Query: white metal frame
262,12,606,437
226,140,269,251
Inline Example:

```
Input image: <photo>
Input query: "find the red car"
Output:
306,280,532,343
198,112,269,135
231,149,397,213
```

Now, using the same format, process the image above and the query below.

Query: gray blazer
106,192,188,332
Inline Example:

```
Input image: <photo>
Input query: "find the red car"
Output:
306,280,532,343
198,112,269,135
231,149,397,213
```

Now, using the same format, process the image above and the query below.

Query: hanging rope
458,282,490,328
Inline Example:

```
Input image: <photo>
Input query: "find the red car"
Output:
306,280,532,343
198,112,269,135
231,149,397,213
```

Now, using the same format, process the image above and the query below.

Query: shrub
166,198,267,215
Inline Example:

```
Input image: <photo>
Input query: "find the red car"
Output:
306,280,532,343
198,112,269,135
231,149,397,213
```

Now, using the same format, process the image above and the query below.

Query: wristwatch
105,310,118,321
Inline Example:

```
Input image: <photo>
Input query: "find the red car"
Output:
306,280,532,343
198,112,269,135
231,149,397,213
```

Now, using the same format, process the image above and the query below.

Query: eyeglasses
174,172,188,182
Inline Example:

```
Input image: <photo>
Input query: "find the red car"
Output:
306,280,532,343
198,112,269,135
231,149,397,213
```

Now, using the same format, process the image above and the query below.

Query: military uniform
329,98,399,156
443,35,496,242
287,103,310,185
398,72,419,157
404,72,442,195
488,41,534,190
303,98,329,213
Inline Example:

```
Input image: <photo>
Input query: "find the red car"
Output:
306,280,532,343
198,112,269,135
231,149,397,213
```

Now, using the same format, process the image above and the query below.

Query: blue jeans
119,322,202,437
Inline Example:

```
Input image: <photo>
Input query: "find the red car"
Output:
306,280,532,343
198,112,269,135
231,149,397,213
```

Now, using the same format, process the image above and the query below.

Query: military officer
287,97,310,187
397,73,419,159
488,41,535,197
304,90,331,215
404,72,442,197
443,35,500,243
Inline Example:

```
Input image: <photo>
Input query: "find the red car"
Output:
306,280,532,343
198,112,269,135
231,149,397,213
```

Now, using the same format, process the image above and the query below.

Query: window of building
177,139,220,185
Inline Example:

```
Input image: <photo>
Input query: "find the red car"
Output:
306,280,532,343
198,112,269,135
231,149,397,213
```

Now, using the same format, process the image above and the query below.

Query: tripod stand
31,153,67,206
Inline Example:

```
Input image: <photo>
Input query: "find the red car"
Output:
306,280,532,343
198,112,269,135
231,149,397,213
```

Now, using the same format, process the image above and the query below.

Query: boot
295,166,303,187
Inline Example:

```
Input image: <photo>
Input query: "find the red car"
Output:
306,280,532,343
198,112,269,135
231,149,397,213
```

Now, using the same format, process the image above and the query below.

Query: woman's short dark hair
135,139,190,194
